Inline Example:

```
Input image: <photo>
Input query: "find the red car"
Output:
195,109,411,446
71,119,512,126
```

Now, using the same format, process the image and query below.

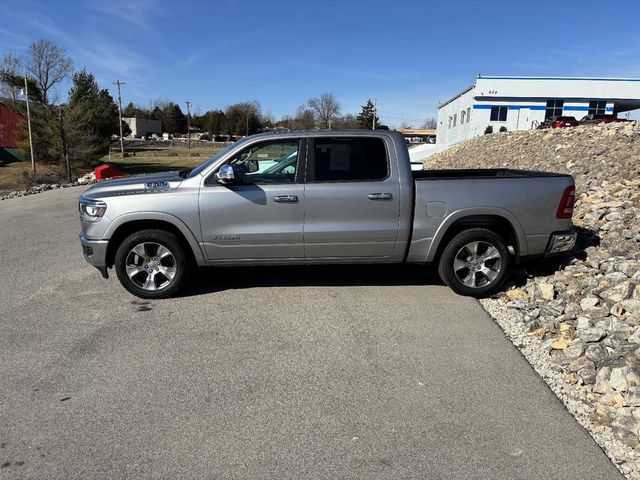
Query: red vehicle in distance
580,114,631,125
537,116,579,129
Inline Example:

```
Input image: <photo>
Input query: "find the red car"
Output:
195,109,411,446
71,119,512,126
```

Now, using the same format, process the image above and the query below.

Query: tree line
121,95,382,138
0,38,435,174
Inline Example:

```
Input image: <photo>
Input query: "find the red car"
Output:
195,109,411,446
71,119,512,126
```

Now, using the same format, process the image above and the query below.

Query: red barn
0,100,24,163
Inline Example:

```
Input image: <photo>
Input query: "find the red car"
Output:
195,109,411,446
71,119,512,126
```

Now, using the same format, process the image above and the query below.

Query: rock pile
427,121,640,478
0,172,96,201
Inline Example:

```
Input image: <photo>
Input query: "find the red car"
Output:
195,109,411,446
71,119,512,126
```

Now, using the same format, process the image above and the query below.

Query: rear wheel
114,229,192,299
438,228,511,297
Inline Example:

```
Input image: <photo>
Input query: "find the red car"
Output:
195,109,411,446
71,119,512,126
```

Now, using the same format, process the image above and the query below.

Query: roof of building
439,75,640,109
438,84,474,109
477,75,640,82
0,97,15,108
123,117,161,121
397,128,437,136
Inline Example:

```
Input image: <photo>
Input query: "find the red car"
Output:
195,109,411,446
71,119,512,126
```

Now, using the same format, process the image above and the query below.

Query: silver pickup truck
79,130,576,299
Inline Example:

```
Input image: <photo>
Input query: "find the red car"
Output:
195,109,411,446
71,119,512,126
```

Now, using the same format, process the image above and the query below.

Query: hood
80,171,184,200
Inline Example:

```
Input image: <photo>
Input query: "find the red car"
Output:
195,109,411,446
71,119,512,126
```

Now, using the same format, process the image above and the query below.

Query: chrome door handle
273,195,298,203
368,193,393,200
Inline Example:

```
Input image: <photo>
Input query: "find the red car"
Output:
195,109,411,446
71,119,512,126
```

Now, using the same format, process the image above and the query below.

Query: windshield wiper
178,169,191,178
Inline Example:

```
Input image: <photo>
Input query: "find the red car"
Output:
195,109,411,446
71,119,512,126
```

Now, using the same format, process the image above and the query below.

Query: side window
588,100,606,116
227,139,299,184
545,100,564,119
490,106,508,122
312,137,388,182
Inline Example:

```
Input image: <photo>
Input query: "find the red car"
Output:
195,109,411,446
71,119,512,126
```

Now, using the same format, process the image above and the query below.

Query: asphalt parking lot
0,187,622,479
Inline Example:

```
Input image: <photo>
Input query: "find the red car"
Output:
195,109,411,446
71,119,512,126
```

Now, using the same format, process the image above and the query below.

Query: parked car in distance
580,114,630,125
79,130,577,299
536,116,579,129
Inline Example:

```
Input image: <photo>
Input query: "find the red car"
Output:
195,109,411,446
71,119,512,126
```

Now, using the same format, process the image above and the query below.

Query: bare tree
307,92,341,129
261,109,276,128
0,53,23,101
295,105,316,129
421,117,437,129
332,114,359,129
26,39,73,105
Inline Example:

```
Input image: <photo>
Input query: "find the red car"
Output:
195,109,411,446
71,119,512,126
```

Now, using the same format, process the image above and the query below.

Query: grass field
0,143,225,193
101,144,224,175
0,161,71,193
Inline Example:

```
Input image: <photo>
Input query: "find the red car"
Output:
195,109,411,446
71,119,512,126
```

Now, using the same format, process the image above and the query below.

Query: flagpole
23,76,35,174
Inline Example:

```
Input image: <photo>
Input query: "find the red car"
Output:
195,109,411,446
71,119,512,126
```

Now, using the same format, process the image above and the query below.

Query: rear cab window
308,137,388,182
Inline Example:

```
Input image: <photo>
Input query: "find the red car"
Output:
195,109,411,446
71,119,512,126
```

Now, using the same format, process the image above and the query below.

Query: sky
1,0,640,126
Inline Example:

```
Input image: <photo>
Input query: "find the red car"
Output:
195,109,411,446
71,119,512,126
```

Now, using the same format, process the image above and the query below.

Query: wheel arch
426,208,526,263
104,213,205,268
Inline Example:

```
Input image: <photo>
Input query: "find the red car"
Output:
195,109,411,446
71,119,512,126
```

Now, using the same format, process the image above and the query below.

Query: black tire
437,228,511,297
114,229,193,299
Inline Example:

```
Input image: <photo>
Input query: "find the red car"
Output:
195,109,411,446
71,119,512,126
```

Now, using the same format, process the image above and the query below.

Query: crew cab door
199,138,305,262
303,136,401,259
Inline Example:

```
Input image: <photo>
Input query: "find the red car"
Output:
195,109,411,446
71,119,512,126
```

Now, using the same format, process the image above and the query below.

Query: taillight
556,185,575,219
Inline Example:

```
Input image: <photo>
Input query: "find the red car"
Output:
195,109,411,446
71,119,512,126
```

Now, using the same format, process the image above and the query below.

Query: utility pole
245,115,249,136
372,99,377,130
113,80,125,158
185,101,191,149
23,76,35,173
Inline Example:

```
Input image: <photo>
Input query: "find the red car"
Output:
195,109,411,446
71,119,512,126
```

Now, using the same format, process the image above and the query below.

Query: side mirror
215,165,236,184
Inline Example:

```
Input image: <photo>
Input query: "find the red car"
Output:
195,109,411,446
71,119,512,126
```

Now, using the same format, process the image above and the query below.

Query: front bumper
545,230,577,256
80,234,110,278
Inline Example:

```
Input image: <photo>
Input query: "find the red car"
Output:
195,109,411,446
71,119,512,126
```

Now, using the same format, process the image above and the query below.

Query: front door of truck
303,136,401,259
199,138,305,262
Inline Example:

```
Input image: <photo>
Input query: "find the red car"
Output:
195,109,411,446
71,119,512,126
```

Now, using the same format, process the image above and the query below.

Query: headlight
79,200,107,222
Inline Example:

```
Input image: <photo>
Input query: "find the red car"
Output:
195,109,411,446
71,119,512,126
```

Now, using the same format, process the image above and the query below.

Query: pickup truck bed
407,170,574,265
414,168,571,179
79,130,576,299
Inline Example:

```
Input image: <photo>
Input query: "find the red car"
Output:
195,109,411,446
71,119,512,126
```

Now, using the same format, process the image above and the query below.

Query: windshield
186,142,238,178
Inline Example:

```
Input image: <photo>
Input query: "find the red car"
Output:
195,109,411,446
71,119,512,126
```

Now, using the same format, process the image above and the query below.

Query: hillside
427,122,640,478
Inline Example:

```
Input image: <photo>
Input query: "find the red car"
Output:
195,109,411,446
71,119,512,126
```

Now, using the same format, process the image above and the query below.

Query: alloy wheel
125,242,177,291
452,240,503,289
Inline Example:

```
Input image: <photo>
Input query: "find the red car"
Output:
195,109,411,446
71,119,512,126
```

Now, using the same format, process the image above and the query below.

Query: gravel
0,172,96,201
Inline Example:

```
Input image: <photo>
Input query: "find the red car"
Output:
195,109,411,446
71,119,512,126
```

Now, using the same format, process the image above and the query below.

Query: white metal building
437,75,640,145
123,117,162,138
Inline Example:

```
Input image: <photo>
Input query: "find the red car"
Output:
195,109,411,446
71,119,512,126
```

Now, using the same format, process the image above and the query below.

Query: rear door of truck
303,135,401,259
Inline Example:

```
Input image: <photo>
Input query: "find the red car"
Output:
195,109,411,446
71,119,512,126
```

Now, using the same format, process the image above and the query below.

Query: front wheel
437,228,511,297
114,229,193,299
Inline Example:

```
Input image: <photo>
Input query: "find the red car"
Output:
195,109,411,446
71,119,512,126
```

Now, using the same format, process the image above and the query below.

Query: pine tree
65,69,118,164
356,99,379,129
122,102,137,118
162,103,187,134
